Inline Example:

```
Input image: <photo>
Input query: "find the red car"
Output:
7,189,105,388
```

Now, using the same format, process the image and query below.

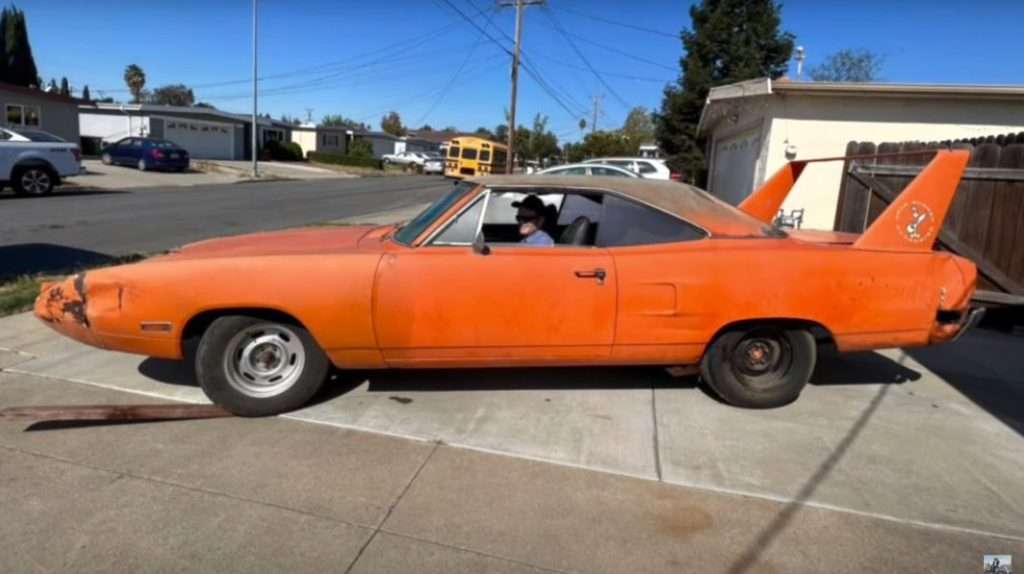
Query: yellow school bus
444,137,509,178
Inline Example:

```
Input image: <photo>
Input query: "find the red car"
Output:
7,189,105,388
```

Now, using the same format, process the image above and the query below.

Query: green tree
656,0,793,183
59,76,69,96
81,84,91,101
0,6,38,87
622,107,655,148
809,49,883,82
149,84,194,106
349,138,374,158
46,77,56,92
579,131,635,159
380,111,406,137
123,64,146,103
527,113,559,162
474,126,495,140
322,114,368,130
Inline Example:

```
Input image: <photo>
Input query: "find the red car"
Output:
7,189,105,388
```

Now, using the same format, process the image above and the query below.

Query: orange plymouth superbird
36,150,981,416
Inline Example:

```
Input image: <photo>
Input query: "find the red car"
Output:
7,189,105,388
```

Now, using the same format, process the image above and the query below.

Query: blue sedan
101,137,190,172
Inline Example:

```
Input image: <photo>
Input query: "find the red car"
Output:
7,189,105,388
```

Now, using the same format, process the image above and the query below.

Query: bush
348,139,374,158
308,151,382,169
261,139,305,161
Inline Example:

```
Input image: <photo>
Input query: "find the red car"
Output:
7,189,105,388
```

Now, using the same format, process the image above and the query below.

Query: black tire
12,165,56,196
137,159,148,171
700,325,816,408
195,315,330,416
101,153,112,165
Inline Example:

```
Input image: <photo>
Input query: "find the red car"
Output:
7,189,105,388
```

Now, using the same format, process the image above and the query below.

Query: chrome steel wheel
20,169,52,195
222,323,306,398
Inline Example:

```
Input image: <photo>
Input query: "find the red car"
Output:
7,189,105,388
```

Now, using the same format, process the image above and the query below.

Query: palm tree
123,64,146,103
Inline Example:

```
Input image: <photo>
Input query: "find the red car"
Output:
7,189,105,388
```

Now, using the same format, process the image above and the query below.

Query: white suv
583,157,675,180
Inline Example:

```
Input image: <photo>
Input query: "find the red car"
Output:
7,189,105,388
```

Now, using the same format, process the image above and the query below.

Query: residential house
697,78,1024,229
290,123,351,158
0,82,79,142
79,102,293,160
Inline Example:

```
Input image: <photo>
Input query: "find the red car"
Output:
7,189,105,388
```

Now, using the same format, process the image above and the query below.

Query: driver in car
513,195,555,246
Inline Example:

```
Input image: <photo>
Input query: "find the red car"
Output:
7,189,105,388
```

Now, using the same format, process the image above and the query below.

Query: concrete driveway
67,160,239,189
2,309,1022,552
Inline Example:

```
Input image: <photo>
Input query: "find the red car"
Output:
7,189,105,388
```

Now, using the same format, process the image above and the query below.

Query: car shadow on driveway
810,349,922,386
139,350,923,410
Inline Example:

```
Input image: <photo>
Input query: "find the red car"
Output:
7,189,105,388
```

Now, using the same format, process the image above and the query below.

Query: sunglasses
516,214,540,223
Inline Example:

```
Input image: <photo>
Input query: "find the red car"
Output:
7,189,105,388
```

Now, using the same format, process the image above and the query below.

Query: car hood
159,225,387,260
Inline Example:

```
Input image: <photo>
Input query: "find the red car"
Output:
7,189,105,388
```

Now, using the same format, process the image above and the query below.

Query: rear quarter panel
611,237,946,356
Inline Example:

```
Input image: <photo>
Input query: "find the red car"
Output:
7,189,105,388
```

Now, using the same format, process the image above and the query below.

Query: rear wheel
196,315,330,416
13,166,55,196
700,325,816,408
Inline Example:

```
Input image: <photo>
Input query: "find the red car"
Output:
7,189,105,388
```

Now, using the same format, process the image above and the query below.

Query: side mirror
472,231,490,255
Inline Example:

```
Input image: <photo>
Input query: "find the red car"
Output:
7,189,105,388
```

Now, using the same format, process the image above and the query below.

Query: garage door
163,119,234,160
711,128,761,206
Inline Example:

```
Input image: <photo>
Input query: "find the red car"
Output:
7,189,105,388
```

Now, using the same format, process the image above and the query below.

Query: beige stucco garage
698,78,1024,229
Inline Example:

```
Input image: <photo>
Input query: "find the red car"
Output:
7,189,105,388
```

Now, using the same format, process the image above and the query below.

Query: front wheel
101,153,112,165
195,315,330,416
700,325,816,408
137,159,148,171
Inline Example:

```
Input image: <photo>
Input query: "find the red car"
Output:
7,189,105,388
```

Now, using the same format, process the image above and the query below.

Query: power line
96,20,464,94
461,0,588,117
553,5,679,39
413,6,501,126
540,6,630,110
434,0,585,124
195,40,482,102
531,53,672,83
534,18,678,72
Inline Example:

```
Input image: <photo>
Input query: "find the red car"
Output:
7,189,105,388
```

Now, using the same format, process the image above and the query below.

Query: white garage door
711,128,762,206
162,118,235,160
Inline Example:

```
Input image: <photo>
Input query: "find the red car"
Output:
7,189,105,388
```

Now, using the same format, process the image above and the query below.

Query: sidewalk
2,371,1018,573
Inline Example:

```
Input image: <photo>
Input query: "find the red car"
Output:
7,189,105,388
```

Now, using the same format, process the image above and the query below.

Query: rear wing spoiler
739,150,970,252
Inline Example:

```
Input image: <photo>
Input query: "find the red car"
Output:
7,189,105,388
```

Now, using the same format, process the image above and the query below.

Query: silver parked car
535,163,639,177
582,157,676,180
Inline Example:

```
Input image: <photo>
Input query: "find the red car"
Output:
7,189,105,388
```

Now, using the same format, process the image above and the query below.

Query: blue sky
20,0,1024,142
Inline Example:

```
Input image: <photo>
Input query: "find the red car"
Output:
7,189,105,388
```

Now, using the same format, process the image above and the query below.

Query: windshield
393,181,477,245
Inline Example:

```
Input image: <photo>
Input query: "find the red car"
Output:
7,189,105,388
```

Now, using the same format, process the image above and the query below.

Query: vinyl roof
468,175,774,237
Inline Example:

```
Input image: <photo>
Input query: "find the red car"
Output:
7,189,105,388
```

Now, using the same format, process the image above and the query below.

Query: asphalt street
0,176,451,279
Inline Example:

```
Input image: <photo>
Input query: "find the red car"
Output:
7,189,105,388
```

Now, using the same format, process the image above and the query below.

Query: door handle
574,268,607,284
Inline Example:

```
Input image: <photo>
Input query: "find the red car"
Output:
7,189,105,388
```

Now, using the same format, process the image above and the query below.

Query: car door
597,194,711,365
107,138,129,164
373,188,616,366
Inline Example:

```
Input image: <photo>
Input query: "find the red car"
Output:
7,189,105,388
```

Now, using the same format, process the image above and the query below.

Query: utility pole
499,0,544,174
251,0,259,178
590,94,603,134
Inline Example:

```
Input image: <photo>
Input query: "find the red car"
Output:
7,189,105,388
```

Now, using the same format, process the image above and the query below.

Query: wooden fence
834,134,1024,305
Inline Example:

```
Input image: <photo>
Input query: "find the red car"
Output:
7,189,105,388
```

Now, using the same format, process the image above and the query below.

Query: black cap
511,194,546,213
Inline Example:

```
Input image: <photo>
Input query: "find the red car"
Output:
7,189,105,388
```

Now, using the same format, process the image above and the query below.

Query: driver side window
431,194,487,245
